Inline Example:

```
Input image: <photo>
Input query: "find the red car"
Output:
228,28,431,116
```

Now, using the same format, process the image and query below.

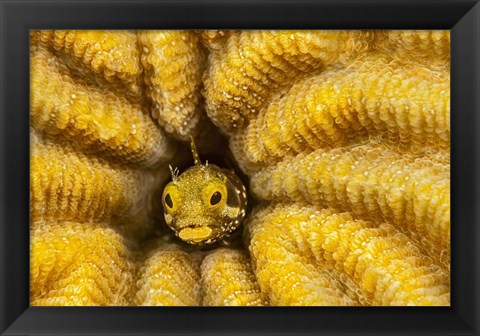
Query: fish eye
203,181,227,209
210,191,222,206
164,193,174,209
163,183,180,214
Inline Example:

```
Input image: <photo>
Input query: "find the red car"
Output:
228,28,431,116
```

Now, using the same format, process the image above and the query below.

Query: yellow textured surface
30,132,153,223
31,221,134,306
138,31,207,139
31,30,144,100
250,143,450,267
134,244,202,306
201,248,266,306
31,45,173,168
247,204,450,306
378,30,450,68
203,30,376,131
30,30,450,306
246,206,360,306
200,30,234,50
230,55,449,171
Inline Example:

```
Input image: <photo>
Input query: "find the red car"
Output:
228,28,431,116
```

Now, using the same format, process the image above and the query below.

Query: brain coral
30,30,450,306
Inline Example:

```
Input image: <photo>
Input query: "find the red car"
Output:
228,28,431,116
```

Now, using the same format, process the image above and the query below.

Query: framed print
1,0,479,335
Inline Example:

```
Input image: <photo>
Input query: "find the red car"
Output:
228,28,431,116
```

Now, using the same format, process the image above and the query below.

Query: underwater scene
30,30,450,306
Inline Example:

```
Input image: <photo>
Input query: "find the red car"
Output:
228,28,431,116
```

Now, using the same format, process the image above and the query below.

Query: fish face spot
178,226,213,243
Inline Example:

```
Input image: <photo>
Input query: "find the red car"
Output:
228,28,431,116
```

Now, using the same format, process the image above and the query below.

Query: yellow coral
230,55,449,171
29,29,450,307
30,131,155,223
247,204,450,306
138,31,207,139
30,221,134,306
201,248,267,306
31,30,144,101
250,143,450,267
246,207,360,306
199,30,234,50
378,30,450,68
30,45,173,168
204,30,375,131
134,244,202,306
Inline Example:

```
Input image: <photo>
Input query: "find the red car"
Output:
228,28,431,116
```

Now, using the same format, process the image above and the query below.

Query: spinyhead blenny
162,137,247,245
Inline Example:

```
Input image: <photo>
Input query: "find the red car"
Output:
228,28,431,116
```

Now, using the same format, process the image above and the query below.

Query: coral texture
30,131,154,223
246,203,449,306
31,30,144,101
138,31,207,139
30,44,173,168
377,30,450,68
201,248,266,306
30,30,450,306
249,143,450,268
229,55,449,173
134,244,203,306
30,221,134,306
203,30,376,131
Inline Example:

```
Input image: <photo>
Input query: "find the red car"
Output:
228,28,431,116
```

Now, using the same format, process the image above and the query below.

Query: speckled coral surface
30,30,450,306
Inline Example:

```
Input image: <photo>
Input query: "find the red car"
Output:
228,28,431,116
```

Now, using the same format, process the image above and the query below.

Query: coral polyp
30,30,450,306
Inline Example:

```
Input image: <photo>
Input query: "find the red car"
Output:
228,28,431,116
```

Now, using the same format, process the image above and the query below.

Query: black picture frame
1,0,479,335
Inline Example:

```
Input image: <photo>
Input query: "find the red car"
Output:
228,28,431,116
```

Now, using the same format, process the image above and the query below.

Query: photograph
29,29,450,307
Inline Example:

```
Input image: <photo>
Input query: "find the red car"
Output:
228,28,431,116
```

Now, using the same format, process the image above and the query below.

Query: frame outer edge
451,2,480,334
1,1,31,334
476,3,479,334
1,0,6,334
0,1,479,336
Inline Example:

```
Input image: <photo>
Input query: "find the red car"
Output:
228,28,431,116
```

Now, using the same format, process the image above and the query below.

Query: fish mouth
178,226,213,243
